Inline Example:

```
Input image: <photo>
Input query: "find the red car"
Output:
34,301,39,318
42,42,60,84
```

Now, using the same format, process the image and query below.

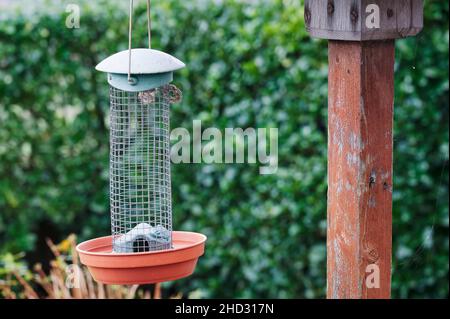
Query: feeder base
76,231,206,285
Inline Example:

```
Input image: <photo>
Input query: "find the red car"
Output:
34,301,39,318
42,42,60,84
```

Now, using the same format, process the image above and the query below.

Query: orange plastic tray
76,231,206,285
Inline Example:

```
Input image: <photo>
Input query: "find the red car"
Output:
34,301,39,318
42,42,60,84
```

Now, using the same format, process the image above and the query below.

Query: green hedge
0,0,448,298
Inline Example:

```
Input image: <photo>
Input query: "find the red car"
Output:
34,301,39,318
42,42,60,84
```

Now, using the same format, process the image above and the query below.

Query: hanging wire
147,0,152,49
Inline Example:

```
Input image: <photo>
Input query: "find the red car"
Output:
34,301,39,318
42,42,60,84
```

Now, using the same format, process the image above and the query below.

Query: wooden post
304,0,423,299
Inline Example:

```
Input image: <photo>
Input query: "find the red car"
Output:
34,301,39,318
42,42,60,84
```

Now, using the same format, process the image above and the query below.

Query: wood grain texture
305,0,423,41
327,40,394,299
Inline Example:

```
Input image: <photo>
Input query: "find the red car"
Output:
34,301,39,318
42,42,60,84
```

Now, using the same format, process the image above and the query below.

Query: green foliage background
0,0,448,298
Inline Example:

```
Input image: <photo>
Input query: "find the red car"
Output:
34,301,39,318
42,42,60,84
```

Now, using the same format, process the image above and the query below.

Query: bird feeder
76,0,206,285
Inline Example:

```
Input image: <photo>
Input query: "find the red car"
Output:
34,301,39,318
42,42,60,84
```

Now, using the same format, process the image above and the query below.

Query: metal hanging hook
127,0,134,83
128,0,153,84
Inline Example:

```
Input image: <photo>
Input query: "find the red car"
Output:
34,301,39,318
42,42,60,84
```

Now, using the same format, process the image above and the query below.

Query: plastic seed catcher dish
77,232,206,285
76,0,206,285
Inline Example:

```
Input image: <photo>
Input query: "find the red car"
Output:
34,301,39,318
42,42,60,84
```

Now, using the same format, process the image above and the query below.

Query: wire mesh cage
109,85,182,253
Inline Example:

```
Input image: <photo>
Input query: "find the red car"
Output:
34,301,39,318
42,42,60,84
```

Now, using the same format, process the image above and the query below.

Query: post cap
305,0,423,41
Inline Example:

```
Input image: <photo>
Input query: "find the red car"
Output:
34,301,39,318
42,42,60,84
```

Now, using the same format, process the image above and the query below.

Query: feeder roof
96,48,185,75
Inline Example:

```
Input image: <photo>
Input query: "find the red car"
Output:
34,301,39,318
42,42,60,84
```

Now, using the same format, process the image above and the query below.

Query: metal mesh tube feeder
76,2,206,285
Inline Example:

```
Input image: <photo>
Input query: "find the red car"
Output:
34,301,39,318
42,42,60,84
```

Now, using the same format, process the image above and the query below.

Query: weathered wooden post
304,0,423,299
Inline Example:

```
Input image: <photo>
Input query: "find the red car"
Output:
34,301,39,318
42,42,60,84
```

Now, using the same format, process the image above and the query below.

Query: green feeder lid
96,48,185,92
